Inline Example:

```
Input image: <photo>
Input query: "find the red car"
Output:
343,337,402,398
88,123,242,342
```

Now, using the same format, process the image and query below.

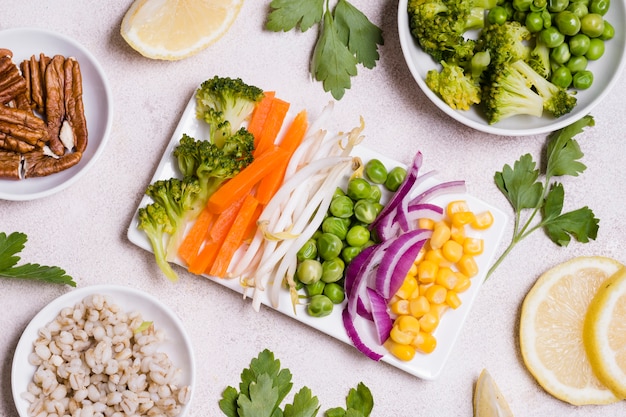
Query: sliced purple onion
367,287,393,345
342,308,384,361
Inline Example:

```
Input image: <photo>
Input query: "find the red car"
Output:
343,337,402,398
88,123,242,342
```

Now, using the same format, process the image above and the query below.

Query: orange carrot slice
209,194,259,277
248,91,275,141
206,146,289,214
254,97,290,157
256,109,308,205
178,207,215,265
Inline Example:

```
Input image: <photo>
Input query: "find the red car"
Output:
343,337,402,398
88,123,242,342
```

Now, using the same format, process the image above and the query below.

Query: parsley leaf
283,387,320,417
487,115,599,279
0,232,76,286
267,0,383,100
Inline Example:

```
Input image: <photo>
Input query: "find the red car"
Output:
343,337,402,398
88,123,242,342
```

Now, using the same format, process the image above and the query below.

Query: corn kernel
409,295,430,318
412,331,437,354
442,239,463,263
435,266,459,290
414,246,426,264
390,299,410,315
384,339,416,361
430,221,451,250
446,200,470,218
430,303,448,319
418,218,435,230
396,275,418,299
396,314,421,333
458,254,479,277
424,248,449,266
424,284,447,305
417,260,438,284
453,272,472,293
390,325,414,345
451,211,476,227
463,237,484,255
450,224,466,243
418,311,439,333
471,211,494,230
446,290,462,309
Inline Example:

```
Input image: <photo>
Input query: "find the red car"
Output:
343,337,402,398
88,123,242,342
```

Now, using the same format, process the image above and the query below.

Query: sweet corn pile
384,200,494,361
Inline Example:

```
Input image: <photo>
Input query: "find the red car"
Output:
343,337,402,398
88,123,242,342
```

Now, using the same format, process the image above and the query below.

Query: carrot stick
206,147,289,214
187,198,244,274
247,91,275,141
208,194,260,277
178,207,215,265
256,110,308,205
254,97,290,157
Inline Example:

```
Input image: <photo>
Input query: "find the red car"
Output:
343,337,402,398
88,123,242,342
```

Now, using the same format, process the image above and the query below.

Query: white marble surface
2,1,626,416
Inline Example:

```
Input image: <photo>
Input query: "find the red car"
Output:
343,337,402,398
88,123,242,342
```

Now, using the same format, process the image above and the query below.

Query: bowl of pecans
0,28,113,201
12,285,195,417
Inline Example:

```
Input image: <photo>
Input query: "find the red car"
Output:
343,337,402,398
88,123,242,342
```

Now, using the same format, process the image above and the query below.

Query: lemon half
519,256,623,405
473,369,514,417
121,0,243,60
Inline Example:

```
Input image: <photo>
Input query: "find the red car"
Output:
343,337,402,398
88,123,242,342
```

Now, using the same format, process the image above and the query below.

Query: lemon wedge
519,256,623,405
584,267,626,399
473,369,514,417
120,0,243,60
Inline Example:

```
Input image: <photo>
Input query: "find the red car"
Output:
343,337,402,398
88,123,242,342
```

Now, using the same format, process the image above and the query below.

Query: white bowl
0,27,113,200
11,285,195,417
397,0,626,136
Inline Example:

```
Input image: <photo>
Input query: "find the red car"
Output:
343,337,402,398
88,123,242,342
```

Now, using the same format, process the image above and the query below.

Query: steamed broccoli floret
512,59,577,117
476,21,531,67
146,177,202,260
173,130,255,205
481,63,544,124
528,39,551,80
407,0,496,64
426,61,481,110
195,76,264,148
137,203,178,282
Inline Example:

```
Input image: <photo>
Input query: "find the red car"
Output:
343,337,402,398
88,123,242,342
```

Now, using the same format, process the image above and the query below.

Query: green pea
572,70,594,89
585,37,605,60
329,195,354,218
354,200,379,224
317,233,343,261
551,65,573,88
347,178,372,201
306,280,325,296
531,0,548,11
566,55,588,73
323,283,345,304
488,6,509,24
548,0,570,12
346,225,371,247
341,246,362,263
541,8,552,27
296,259,323,284
297,238,318,262
321,257,345,283
589,0,609,15
550,42,571,65
367,185,382,203
567,1,589,17
525,11,545,32
384,167,407,192
308,295,333,317
322,216,350,240
569,33,591,56
539,27,565,48
333,187,346,199
554,11,581,36
513,0,533,11
364,159,388,184
580,13,605,37
600,20,614,40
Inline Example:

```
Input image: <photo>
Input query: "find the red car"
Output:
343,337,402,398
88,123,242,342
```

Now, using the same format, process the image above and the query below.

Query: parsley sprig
266,0,384,100
487,115,599,279
0,232,76,286
219,349,374,417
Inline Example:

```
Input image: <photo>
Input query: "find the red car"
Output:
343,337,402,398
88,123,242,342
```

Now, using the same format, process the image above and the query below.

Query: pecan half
0,149,21,179
63,58,88,152
0,56,27,105
23,149,82,178
44,55,66,156
0,105,48,145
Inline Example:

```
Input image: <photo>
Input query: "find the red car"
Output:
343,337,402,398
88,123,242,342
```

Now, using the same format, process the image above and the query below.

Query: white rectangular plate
127,92,508,380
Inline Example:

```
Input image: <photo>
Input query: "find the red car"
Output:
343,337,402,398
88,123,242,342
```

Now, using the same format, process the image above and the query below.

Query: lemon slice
584,267,626,399
473,369,514,417
120,0,243,60
519,256,623,405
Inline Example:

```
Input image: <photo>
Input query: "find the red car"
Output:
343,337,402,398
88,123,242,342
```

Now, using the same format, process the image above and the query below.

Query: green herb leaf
545,115,593,179
0,232,76,286
543,185,599,245
345,383,373,416
312,10,358,100
266,0,325,32
283,387,320,417
494,154,543,212
238,373,281,417
219,386,240,417
333,0,383,69
325,408,346,417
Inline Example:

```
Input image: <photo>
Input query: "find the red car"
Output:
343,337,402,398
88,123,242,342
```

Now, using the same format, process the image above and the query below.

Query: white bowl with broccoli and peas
398,0,626,136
